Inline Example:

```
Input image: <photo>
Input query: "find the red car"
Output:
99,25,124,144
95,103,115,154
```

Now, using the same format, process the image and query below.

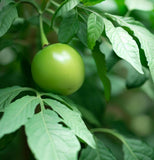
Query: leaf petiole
50,0,60,7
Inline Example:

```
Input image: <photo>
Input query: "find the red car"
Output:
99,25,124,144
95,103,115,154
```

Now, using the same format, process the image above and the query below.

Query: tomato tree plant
0,0,154,160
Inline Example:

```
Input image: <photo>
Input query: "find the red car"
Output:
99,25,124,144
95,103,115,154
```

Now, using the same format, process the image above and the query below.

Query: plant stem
46,8,55,14
36,92,45,111
39,97,45,111
51,0,60,7
39,15,49,47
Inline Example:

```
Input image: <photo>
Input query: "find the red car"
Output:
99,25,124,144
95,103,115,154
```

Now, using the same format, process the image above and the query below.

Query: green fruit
31,43,85,95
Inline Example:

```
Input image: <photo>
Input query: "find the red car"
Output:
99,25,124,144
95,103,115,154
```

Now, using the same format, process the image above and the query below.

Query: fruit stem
39,15,49,48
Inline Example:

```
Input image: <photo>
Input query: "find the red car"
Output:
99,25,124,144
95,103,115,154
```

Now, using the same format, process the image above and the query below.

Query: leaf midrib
40,105,60,160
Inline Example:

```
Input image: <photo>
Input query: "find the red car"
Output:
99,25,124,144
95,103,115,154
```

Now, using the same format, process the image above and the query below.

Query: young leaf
125,0,154,11
44,99,96,148
25,109,80,160
87,13,104,49
0,4,18,37
0,96,40,138
103,18,143,74
80,138,117,160
123,137,154,160
92,43,111,101
58,12,79,43
80,0,105,6
105,14,154,82
57,0,80,16
0,86,28,112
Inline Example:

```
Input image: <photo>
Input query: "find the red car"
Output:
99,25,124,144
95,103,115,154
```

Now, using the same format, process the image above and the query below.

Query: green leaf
91,129,154,160
80,0,105,6
77,106,101,126
105,14,154,82
57,0,80,16
80,138,117,160
42,92,80,113
77,22,88,46
125,0,154,11
44,99,96,148
103,18,143,74
0,4,18,37
126,66,149,89
0,96,40,138
123,137,154,160
87,13,104,49
92,43,111,101
0,86,27,112
58,12,79,43
25,109,80,160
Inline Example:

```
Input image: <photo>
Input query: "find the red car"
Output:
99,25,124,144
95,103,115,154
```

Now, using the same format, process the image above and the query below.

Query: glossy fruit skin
31,43,85,95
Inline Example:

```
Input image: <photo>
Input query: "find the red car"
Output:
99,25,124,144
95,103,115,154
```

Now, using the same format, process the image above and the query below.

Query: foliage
0,0,154,160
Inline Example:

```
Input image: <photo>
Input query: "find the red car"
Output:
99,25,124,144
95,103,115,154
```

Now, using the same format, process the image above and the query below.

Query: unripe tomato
31,43,85,95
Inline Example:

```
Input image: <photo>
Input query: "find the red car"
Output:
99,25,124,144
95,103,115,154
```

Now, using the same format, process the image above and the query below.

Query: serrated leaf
123,137,154,160
0,4,18,37
125,0,154,11
80,138,117,160
25,109,80,160
80,0,105,6
58,12,79,43
104,18,143,74
105,14,154,82
0,86,27,112
57,0,80,16
0,96,40,138
87,13,104,49
92,43,111,101
44,99,96,148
